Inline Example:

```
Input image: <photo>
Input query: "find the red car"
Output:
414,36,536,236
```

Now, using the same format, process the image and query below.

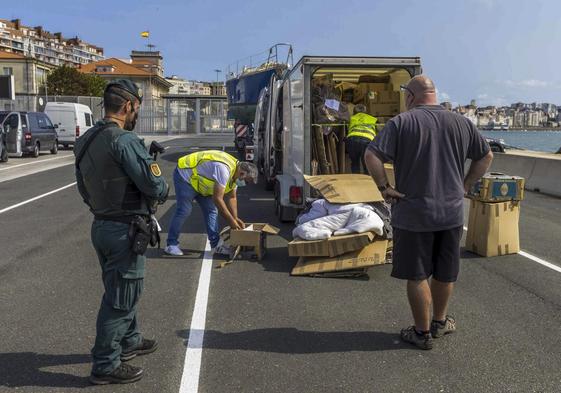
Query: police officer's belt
94,214,149,224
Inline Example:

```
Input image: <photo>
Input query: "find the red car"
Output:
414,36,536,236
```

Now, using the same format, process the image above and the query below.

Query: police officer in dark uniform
74,79,169,385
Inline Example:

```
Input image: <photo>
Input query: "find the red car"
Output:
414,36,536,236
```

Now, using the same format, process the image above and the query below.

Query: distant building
0,18,104,67
209,81,226,96
166,76,210,95
80,51,173,100
0,51,52,95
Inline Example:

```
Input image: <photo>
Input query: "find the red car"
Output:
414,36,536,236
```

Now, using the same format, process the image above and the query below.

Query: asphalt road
0,135,560,393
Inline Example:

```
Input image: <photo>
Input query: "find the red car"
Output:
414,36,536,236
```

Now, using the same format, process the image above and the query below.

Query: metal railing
0,94,235,136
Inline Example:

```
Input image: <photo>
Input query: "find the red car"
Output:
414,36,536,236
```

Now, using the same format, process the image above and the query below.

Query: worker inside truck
165,150,259,257
346,104,378,173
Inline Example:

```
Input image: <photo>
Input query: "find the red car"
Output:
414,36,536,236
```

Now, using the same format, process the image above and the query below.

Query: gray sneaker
89,363,143,385
431,316,456,338
400,326,433,350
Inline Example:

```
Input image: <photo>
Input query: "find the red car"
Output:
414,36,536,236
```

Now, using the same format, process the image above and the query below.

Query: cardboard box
465,200,520,257
376,90,401,104
367,101,400,117
353,83,390,104
288,232,376,257
225,223,280,260
304,174,384,203
470,173,525,202
291,240,389,276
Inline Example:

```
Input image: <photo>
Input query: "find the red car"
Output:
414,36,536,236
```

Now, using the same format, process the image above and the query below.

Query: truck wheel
264,176,275,191
32,143,40,158
50,140,58,154
274,193,291,223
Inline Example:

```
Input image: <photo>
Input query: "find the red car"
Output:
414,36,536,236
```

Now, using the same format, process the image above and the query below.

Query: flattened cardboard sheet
291,240,388,276
288,232,375,258
304,174,383,203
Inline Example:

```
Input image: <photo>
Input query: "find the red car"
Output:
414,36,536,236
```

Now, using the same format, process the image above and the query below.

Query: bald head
403,75,438,109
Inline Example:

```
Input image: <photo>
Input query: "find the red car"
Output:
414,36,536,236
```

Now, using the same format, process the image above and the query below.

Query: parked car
0,111,58,158
44,102,94,149
485,137,506,153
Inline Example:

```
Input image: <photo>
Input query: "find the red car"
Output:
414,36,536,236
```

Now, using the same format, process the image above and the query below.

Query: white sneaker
164,245,184,256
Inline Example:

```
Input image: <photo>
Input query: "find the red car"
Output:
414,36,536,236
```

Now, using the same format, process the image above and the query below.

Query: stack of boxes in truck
310,72,408,175
465,173,525,257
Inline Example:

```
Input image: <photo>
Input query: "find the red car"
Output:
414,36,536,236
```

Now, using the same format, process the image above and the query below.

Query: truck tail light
24,132,32,141
75,125,80,137
289,186,303,205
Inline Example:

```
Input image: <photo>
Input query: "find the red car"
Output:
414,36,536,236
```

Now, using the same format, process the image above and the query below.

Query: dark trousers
90,220,145,375
345,136,371,174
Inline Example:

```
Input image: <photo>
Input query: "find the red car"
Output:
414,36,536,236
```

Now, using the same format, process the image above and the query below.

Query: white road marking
179,239,213,393
0,154,72,171
250,198,275,201
462,226,561,274
518,251,561,274
0,182,76,214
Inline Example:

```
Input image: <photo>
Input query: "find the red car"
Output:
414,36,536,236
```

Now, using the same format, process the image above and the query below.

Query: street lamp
213,69,222,95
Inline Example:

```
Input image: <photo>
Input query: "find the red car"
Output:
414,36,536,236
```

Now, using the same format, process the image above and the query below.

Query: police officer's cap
105,79,143,104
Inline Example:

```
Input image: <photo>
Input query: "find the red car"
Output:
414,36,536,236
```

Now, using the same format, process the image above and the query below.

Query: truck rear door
51,108,76,143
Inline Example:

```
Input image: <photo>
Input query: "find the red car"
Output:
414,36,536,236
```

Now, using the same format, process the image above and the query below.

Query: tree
44,65,106,97
84,73,107,97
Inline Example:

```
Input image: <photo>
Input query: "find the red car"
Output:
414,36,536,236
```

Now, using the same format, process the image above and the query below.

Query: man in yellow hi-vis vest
346,104,378,173
165,150,258,256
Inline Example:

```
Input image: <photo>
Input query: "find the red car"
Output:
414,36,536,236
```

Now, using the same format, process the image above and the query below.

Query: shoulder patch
150,163,162,177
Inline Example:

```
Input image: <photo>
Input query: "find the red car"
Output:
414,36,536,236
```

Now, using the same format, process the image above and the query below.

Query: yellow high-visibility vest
177,150,238,196
347,112,378,141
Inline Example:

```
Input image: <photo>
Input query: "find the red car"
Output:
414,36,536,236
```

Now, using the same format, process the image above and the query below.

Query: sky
6,0,561,106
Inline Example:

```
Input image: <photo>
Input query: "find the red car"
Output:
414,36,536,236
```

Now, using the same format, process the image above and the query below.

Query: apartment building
0,18,104,67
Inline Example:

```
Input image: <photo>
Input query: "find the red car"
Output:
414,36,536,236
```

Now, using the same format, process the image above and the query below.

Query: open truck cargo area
254,56,422,221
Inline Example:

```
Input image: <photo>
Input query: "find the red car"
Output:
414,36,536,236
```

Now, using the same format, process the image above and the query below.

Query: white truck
254,56,422,221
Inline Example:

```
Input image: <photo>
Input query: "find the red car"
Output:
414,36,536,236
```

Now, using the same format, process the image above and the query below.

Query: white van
44,102,94,148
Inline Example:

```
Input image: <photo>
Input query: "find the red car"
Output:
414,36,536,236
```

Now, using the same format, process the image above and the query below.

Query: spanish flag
141,31,149,38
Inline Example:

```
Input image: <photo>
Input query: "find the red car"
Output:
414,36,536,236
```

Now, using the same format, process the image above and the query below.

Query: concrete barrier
490,152,561,198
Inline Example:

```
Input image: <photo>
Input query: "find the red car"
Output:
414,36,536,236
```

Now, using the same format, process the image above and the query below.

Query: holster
128,216,152,255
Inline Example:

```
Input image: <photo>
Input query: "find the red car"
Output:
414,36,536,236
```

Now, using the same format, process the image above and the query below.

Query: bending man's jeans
345,136,371,174
167,168,220,248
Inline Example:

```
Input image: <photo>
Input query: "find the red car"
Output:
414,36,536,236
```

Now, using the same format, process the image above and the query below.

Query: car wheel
50,140,58,154
33,142,40,158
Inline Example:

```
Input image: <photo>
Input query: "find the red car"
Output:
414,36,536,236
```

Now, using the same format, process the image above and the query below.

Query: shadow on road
177,328,409,353
0,352,90,388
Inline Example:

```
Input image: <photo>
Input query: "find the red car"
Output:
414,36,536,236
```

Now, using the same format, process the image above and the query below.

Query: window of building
3,67,13,75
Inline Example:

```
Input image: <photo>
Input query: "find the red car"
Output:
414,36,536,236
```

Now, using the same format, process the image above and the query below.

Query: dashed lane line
0,182,76,214
0,154,73,172
462,226,561,274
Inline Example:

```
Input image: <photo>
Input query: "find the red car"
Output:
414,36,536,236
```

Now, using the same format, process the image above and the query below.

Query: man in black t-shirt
365,75,493,350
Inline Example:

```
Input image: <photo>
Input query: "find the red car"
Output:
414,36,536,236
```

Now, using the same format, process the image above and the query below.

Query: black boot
121,338,158,361
89,363,143,385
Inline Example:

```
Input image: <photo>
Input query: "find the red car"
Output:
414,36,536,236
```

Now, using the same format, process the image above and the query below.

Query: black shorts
391,226,463,282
